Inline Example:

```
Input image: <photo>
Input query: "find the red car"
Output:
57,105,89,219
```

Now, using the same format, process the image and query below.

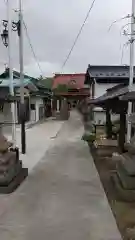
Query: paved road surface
4,119,64,172
0,111,121,240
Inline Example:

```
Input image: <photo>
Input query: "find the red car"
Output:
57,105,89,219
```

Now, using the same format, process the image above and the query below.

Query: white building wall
94,83,116,98
93,82,135,125
30,97,44,122
95,83,135,98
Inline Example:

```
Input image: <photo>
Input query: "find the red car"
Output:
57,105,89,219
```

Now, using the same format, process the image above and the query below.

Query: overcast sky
0,0,132,77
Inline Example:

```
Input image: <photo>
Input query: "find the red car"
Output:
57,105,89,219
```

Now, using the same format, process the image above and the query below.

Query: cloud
0,0,132,77
24,61,61,77
24,60,71,77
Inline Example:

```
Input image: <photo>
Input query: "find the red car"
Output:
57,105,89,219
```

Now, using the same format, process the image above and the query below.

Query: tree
54,84,69,93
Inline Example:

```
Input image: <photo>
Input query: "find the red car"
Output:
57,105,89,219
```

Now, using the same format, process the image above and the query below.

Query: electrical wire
3,0,44,76
61,0,96,71
108,14,131,32
23,20,44,76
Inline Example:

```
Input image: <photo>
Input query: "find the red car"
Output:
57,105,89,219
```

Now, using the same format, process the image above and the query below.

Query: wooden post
118,111,126,153
106,108,112,139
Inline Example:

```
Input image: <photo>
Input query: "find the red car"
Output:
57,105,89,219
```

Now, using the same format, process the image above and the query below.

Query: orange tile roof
53,73,86,89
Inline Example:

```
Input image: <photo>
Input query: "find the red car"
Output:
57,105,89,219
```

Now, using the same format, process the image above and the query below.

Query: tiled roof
85,65,135,85
120,91,135,101
87,65,133,79
0,78,38,91
52,74,86,89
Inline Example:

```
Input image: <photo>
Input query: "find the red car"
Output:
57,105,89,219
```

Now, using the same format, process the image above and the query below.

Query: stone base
111,172,135,202
0,168,28,194
120,154,135,176
116,161,135,190
0,160,22,184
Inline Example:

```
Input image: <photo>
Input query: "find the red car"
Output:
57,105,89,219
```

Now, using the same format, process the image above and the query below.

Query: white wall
30,97,44,122
95,83,135,98
94,83,116,98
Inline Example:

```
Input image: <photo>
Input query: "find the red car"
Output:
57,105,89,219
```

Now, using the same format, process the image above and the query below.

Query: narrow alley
0,111,121,240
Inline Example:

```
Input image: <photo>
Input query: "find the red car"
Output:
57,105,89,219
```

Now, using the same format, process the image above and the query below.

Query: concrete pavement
0,111,121,239
5,119,64,171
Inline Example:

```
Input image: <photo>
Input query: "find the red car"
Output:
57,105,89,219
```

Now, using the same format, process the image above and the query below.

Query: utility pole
127,0,135,143
7,0,16,147
19,0,26,154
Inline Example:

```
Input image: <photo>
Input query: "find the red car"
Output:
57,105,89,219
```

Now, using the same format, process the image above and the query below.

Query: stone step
116,161,135,190
0,167,28,194
111,172,135,202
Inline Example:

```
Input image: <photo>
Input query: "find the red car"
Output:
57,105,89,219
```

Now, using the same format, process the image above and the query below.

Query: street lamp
1,20,8,47
1,17,17,148
1,20,19,48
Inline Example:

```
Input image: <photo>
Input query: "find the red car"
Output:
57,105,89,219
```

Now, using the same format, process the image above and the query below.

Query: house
52,73,90,111
0,68,52,124
85,65,135,124
85,65,135,99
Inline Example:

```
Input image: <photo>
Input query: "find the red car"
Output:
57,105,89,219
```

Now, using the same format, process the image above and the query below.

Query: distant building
84,65,134,124
0,68,52,124
52,73,90,111
85,65,135,99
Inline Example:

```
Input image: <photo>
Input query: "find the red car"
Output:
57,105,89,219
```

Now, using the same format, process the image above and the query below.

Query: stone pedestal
0,135,28,194
112,144,135,201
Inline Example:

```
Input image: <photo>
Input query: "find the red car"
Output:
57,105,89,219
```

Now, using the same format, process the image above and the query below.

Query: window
31,104,35,110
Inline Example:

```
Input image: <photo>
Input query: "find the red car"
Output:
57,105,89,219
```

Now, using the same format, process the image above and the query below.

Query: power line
108,14,131,32
23,20,44,76
61,0,96,71
2,0,44,77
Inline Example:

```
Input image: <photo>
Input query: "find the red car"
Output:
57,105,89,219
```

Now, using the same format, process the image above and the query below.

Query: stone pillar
57,99,60,112
60,98,69,120
36,101,39,122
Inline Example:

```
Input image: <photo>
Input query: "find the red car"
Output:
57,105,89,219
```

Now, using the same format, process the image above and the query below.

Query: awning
88,85,129,105
120,91,135,101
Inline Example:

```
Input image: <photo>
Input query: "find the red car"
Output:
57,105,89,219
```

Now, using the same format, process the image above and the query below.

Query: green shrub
82,133,96,143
